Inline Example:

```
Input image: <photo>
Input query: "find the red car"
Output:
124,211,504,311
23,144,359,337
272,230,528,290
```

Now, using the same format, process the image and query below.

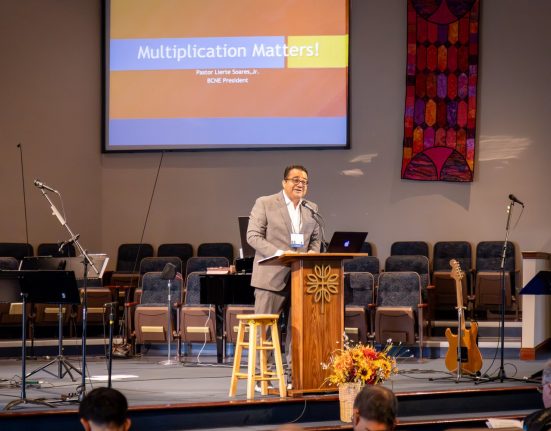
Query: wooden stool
229,314,287,399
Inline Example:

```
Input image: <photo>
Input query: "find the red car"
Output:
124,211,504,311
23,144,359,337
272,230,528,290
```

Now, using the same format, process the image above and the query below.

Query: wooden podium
261,252,367,393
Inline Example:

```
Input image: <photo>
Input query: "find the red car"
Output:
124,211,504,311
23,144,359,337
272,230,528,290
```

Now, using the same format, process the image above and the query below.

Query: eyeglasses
285,177,309,186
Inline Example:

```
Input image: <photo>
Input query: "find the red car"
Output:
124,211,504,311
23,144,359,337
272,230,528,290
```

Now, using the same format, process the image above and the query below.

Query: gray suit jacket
247,191,321,292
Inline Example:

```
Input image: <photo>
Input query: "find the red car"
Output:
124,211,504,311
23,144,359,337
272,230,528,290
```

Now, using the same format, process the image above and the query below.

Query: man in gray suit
247,165,322,378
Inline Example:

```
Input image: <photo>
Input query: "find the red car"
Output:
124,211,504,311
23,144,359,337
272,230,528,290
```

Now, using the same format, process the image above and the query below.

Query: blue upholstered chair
360,242,373,255
374,272,426,357
344,255,380,274
474,241,518,319
157,243,193,270
126,257,184,338
37,242,76,257
0,257,18,270
431,241,472,319
115,243,154,273
197,242,234,263
185,256,229,276
134,272,183,346
344,272,375,343
385,255,431,298
180,271,217,354
390,241,429,258
0,243,33,262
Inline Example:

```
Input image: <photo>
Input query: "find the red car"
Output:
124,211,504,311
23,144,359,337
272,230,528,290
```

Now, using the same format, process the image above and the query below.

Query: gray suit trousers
254,287,292,369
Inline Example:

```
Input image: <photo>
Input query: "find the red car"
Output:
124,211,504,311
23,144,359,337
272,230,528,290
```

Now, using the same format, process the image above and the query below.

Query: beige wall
1,0,550,271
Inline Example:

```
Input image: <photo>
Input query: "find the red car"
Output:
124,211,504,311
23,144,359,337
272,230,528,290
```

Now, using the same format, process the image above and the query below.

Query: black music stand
1,270,79,410
21,258,80,380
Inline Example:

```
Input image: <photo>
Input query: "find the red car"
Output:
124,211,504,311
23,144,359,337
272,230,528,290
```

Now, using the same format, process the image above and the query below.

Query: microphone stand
476,198,523,385
17,144,36,358
496,202,513,382
106,302,115,388
37,188,99,401
159,263,178,366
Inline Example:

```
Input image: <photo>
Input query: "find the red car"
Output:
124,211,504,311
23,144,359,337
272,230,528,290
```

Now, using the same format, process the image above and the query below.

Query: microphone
301,200,328,252
161,262,177,280
302,199,319,215
508,194,525,207
33,179,58,194
58,234,79,253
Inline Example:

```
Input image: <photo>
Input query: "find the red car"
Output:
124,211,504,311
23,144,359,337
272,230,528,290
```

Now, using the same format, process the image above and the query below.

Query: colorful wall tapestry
402,0,479,182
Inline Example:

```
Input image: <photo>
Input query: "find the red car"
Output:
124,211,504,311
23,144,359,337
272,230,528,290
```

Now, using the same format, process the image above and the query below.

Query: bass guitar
444,259,483,374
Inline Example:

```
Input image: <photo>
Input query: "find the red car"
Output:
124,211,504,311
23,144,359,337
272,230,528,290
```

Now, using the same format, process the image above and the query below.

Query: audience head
353,385,397,431
79,387,131,431
542,360,551,408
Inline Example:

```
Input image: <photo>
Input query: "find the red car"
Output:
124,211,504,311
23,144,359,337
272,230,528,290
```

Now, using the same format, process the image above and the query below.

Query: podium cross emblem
306,264,339,314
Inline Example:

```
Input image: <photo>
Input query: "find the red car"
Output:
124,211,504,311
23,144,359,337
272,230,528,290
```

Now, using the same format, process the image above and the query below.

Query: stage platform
0,342,545,431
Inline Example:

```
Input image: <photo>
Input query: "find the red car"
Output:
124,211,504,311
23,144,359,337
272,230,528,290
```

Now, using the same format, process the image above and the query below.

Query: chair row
112,243,234,273
131,270,429,358
345,240,520,320
0,242,235,271
131,270,243,354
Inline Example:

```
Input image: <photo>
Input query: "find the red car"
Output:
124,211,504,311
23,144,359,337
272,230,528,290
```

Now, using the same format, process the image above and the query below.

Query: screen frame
101,0,351,154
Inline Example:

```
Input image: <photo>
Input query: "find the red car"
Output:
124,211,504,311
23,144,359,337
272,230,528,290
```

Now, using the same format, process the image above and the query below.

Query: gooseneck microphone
33,179,58,194
302,199,328,252
302,199,320,216
508,194,525,207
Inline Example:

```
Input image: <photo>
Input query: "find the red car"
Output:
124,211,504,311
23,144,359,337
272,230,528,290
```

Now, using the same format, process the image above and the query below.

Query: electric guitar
444,259,483,374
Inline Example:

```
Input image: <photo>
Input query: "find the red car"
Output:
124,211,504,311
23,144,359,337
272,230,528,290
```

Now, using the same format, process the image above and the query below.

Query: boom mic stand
36,186,99,401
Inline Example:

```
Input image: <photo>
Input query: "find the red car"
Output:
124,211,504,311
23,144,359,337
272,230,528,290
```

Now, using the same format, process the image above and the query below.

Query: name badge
290,233,305,249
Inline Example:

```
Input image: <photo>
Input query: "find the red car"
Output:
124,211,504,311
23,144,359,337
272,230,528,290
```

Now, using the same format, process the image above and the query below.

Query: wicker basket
338,382,364,422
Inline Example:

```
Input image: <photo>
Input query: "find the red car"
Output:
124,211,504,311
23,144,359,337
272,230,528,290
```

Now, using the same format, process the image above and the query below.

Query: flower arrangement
323,340,398,386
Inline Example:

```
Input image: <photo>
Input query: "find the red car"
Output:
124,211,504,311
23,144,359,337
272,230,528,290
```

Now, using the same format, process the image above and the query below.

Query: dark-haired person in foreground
247,165,321,389
79,387,131,431
353,385,397,431
522,360,551,431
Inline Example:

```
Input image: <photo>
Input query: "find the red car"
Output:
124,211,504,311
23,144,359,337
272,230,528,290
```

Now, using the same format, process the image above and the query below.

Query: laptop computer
326,231,368,253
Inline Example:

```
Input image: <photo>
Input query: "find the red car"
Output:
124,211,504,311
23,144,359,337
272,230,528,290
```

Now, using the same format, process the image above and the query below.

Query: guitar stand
430,306,480,384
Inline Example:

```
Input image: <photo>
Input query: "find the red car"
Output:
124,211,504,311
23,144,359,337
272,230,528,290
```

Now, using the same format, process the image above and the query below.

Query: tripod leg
26,357,59,379
26,304,81,381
